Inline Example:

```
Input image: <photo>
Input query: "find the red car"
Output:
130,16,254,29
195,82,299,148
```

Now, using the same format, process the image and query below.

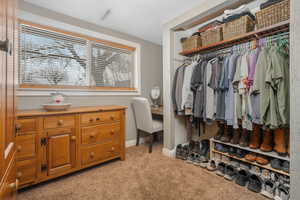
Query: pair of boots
214,123,234,143
249,125,288,156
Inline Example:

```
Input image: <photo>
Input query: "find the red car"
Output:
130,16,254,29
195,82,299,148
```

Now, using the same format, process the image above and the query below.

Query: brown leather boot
230,128,241,144
274,128,287,155
221,125,233,143
260,130,273,152
249,124,262,149
239,129,250,147
214,122,224,140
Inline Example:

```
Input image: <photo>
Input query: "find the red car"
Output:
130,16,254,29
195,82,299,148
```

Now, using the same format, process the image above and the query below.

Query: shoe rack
210,138,290,177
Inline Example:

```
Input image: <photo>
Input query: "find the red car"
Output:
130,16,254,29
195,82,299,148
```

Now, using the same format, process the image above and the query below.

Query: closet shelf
212,150,290,177
180,20,289,56
211,138,290,161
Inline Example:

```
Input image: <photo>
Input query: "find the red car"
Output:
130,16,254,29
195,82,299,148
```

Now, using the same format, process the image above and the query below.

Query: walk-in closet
164,0,292,199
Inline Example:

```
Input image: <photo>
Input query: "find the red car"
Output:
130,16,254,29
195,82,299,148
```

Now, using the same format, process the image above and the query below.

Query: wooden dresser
15,106,127,188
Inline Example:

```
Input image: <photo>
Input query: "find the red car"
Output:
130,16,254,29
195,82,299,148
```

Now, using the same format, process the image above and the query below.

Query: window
19,22,137,91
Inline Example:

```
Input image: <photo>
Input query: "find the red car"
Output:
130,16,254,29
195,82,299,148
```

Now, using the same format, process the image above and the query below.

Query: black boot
214,122,224,140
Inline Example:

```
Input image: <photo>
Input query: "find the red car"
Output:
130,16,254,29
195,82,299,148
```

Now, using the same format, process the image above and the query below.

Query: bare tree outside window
19,24,136,90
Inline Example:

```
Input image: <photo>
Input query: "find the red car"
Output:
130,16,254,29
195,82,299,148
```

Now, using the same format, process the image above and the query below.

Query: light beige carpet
19,144,267,200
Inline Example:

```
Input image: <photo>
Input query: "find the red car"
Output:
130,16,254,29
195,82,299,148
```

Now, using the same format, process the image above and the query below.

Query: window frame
18,19,141,94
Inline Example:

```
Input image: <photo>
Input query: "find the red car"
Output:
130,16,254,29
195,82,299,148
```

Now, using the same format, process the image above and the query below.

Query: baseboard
162,147,176,158
125,138,145,148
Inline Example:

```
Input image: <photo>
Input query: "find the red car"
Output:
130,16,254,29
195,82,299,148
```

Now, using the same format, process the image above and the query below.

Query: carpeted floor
19,144,267,200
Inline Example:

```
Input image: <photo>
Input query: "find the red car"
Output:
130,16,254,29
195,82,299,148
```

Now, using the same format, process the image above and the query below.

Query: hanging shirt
225,54,239,126
181,62,197,112
175,66,186,115
206,58,217,120
215,57,227,121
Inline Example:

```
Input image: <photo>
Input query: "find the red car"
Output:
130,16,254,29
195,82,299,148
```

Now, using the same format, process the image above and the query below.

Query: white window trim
17,11,141,96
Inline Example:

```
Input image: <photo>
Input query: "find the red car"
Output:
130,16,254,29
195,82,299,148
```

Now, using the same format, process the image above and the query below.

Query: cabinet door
48,134,71,175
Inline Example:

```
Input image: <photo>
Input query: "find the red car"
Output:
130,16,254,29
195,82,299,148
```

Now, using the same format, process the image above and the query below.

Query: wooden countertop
17,105,128,117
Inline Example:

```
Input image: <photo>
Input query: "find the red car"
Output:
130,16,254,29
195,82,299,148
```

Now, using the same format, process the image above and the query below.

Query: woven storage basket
222,15,255,40
201,26,223,46
181,35,202,51
256,0,290,29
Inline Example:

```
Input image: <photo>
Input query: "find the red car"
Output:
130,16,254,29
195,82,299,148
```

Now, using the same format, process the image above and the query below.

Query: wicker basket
201,26,223,46
256,0,290,29
181,35,202,51
222,15,255,40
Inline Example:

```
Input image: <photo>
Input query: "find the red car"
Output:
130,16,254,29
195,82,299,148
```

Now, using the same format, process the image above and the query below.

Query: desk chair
132,97,163,153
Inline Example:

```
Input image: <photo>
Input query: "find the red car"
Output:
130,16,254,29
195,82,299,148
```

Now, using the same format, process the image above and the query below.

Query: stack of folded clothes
260,0,283,9
222,5,255,23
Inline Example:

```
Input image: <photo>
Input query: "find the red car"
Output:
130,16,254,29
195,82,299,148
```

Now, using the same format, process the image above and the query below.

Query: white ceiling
23,0,203,45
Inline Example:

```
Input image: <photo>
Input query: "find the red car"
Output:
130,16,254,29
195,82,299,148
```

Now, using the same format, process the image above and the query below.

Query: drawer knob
71,136,76,141
90,152,95,158
96,117,100,121
110,130,114,135
16,124,21,131
110,116,115,120
90,133,96,138
57,120,64,126
111,147,115,151
17,145,22,152
89,118,94,122
17,172,22,178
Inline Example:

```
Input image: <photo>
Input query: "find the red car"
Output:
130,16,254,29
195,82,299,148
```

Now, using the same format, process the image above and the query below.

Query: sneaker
228,147,236,156
256,155,270,165
235,169,249,187
261,180,276,199
221,155,230,164
186,153,196,164
235,149,247,158
271,159,282,170
275,185,290,200
250,165,261,176
224,165,236,181
239,162,251,171
193,153,201,166
248,174,263,193
207,160,217,171
215,143,228,153
230,160,240,168
245,153,257,162
217,162,226,177
282,161,289,173
176,144,183,159
261,169,271,180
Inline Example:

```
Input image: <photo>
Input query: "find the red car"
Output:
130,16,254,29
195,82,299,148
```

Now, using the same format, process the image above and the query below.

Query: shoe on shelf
235,149,247,158
221,155,231,164
215,144,228,153
260,130,273,152
271,159,282,170
250,166,261,176
176,144,183,159
261,169,271,180
214,123,225,140
231,128,242,144
249,124,262,149
261,180,276,199
273,128,288,156
216,162,226,177
247,174,263,193
228,147,236,156
245,153,257,162
239,129,250,147
235,169,249,187
256,155,270,165
224,165,237,181
221,125,233,143
275,184,290,200
207,160,217,171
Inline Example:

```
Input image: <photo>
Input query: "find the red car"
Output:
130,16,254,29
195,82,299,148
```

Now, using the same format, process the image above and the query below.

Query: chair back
132,97,153,133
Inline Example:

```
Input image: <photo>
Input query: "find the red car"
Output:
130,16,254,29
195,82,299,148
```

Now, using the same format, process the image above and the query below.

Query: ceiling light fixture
101,9,111,21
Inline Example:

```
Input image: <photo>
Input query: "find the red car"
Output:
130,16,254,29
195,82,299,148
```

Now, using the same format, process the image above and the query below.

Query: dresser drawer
81,111,120,125
16,159,37,186
44,115,75,129
81,123,120,145
16,134,36,160
81,142,120,166
16,118,37,134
